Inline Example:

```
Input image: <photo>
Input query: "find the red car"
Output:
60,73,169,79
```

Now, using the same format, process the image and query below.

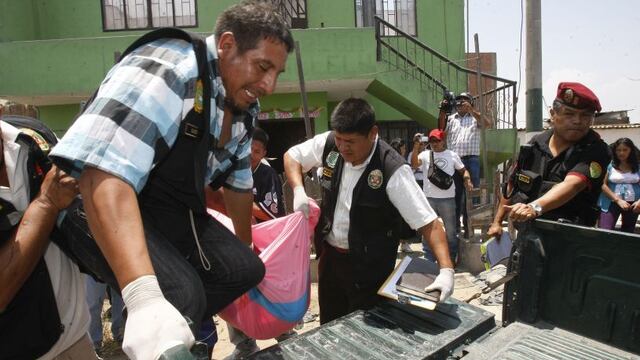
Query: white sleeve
418,150,429,174
286,132,329,172
386,164,438,230
452,151,465,170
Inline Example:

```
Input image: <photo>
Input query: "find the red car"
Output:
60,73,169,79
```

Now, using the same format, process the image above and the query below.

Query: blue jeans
86,276,125,348
461,155,480,187
423,197,458,262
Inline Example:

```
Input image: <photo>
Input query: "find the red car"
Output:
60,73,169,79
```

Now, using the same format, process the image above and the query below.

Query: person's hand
413,132,423,144
36,165,78,211
615,198,631,211
463,177,473,192
293,185,310,218
505,203,537,222
487,222,503,238
121,275,195,360
425,268,454,302
632,200,640,214
438,99,450,111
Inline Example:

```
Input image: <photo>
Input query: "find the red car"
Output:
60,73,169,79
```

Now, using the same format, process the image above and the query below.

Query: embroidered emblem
367,169,383,189
20,128,50,153
326,151,339,168
194,79,204,113
589,162,602,179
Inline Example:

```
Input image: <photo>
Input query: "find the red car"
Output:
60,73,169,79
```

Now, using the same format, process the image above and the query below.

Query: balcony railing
374,16,517,130
272,0,307,29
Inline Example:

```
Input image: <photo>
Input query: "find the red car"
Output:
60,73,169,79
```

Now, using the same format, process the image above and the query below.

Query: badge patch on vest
326,151,339,168
20,128,50,153
589,161,602,179
368,169,383,189
194,79,204,114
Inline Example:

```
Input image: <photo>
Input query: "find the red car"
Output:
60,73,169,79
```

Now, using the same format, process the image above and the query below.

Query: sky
466,0,640,126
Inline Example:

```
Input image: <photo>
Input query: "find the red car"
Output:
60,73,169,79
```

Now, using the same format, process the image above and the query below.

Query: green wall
39,104,81,136
0,0,37,41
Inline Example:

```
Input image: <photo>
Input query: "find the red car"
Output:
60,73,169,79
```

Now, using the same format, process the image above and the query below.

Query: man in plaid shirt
50,1,293,359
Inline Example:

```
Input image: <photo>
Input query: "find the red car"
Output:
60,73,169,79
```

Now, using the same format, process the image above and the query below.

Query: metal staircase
374,16,517,130
272,0,308,29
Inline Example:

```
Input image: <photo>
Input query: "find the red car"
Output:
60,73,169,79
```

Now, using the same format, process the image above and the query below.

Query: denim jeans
59,199,265,334
461,155,480,188
85,276,124,347
423,197,458,262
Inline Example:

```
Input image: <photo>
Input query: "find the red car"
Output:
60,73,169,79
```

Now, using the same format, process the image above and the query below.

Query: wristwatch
528,202,543,217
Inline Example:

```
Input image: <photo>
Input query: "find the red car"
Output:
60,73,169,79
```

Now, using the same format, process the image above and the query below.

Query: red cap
428,129,446,140
555,82,601,113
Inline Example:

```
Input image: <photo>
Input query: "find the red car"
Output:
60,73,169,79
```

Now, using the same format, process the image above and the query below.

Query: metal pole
294,41,313,140
474,34,489,187
526,0,542,133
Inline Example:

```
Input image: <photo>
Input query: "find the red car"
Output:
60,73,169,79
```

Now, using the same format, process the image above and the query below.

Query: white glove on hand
425,268,455,302
121,275,195,360
293,185,310,218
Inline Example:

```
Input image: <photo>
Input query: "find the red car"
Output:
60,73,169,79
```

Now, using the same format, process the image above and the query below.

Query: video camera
439,90,457,114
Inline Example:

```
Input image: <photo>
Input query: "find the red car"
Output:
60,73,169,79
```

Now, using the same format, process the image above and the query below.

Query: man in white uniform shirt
284,98,454,324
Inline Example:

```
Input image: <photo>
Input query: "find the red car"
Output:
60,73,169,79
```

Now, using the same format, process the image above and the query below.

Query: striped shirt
50,35,256,193
445,112,480,157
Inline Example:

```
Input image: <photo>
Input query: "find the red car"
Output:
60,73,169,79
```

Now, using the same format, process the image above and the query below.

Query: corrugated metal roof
518,123,640,131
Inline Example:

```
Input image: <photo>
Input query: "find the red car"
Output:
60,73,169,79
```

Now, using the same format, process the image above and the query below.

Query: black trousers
58,200,265,332
318,243,382,324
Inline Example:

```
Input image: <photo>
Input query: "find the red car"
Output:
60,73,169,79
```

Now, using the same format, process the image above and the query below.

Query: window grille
356,0,416,36
102,0,197,31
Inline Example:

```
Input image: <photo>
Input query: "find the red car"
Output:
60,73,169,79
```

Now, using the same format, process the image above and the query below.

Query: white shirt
0,122,90,360
287,131,437,249
418,149,465,199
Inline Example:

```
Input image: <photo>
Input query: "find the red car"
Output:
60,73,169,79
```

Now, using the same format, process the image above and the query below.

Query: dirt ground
101,246,502,360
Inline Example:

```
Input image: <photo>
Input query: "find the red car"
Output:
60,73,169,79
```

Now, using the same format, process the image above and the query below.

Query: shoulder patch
589,161,602,179
19,128,50,154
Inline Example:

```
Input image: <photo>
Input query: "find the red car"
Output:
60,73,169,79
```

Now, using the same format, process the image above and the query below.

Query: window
102,0,197,31
355,0,416,36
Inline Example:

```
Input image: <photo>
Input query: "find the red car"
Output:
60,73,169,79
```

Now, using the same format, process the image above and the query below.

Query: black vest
506,129,608,226
315,133,405,288
0,129,61,360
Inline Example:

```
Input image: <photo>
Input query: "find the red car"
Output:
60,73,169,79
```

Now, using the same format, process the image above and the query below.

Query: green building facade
0,0,482,167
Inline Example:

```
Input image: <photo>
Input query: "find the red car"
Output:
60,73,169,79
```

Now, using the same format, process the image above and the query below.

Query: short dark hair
214,0,294,54
330,98,376,135
252,127,269,147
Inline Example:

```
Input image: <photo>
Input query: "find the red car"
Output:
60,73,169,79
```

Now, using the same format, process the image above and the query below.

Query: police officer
284,98,455,324
488,82,611,236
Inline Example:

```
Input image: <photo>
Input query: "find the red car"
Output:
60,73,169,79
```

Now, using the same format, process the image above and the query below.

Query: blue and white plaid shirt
445,112,480,157
51,35,255,193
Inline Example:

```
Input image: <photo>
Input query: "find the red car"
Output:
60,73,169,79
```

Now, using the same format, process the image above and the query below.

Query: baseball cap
428,129,446,141
555,82,601,113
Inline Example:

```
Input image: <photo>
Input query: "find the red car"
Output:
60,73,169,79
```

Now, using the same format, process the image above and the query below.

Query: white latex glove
425,268,455,302
293,185,310,218
121,275,195,360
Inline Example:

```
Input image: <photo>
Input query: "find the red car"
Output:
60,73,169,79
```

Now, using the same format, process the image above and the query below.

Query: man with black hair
284,98,455,324
49,1,294,358
250,127,285,222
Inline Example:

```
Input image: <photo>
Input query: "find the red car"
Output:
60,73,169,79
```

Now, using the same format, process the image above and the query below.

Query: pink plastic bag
210,201,319,339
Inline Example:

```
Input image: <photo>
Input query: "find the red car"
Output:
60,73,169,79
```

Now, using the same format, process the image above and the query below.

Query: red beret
555,82,601,113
